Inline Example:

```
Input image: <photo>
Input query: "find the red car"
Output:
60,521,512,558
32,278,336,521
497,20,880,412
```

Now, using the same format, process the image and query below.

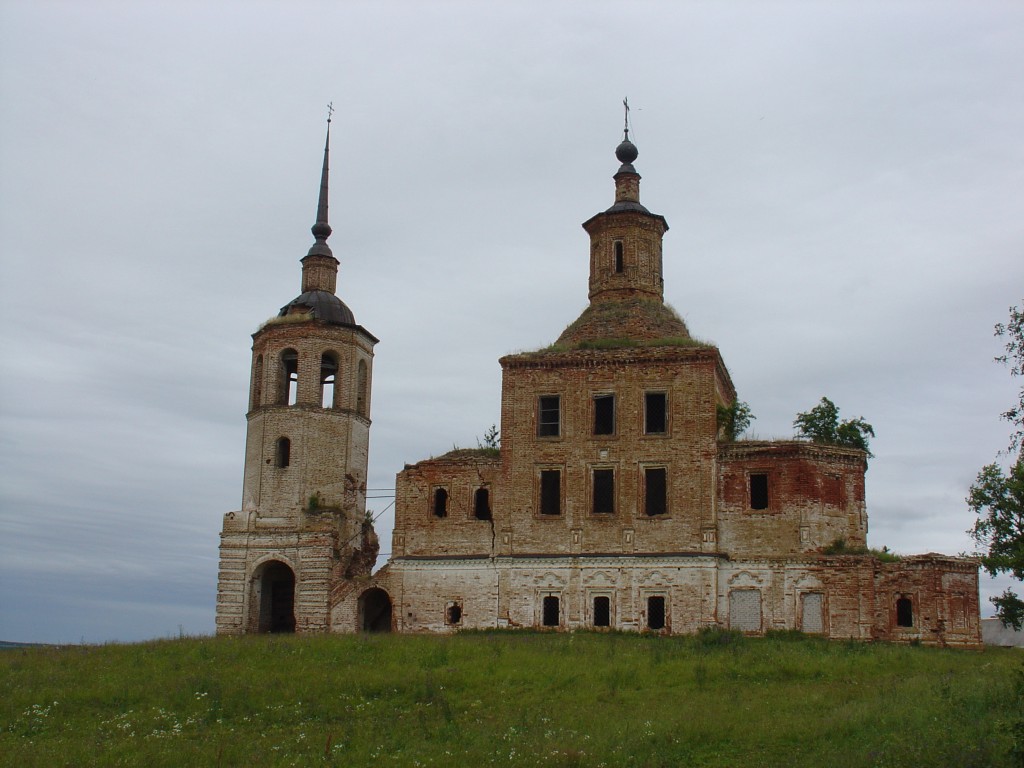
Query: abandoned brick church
216,118,981,647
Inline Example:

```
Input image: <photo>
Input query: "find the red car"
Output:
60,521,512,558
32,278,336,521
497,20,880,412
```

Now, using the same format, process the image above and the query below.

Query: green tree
969,301,1024,628
717,400,755,441
793,397,874,456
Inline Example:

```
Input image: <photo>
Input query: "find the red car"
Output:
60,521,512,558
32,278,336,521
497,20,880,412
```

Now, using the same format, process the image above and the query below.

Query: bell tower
216,111,380,635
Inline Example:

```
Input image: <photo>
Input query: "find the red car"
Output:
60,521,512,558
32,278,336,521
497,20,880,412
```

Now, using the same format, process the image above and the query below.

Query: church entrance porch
358,588,392,632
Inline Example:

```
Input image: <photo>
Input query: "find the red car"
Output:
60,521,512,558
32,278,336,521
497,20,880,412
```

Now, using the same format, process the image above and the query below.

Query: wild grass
2,630,1020,767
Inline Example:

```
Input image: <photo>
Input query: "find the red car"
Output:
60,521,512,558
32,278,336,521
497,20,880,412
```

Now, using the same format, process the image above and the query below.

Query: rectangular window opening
542,595,560,627
538,395,560,437
593,394,615,435
614,241,624,273
647,596,666,630
474,488,491,520
750,473,769,510
540,470,561,516
433,487,448,518
644,467,667,516
593,469,615,514
644,392,667,434
593,596,611,627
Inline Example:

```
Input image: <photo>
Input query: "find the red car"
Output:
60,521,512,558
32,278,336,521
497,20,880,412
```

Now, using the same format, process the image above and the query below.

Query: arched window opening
614,241,624,273
542,595,560,627
280,349,299,406
896,597,914,628
433,487,448,518
474,488,491,520
255,561,295,634
356,360,368,416
358,588,392,633
251,355,263,410
275,437,291,468
320,352,339,409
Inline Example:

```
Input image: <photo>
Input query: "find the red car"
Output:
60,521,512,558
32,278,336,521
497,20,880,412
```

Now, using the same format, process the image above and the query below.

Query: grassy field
2,630,1022,767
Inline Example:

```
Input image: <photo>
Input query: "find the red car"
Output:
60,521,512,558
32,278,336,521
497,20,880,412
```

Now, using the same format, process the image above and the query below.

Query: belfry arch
251,560,296,634
358,587,392,633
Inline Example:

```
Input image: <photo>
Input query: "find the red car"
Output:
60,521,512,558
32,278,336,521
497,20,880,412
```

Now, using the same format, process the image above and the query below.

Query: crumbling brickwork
220,125,981,648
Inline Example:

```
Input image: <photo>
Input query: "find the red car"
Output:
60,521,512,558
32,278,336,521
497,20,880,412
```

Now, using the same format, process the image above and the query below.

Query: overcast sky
1,1,1022,644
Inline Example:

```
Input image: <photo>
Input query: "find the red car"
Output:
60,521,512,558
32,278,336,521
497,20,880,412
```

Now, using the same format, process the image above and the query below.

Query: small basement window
474,488,491,520
644,467,667,516
538,396,560,437
750,473,769,510
433,488,448,518
540,470,561,515
647,596,666,630
593,394,615,435
644,392,667,434
446,602,462,625
542,595,560,627
593,469,614,514
896,597,913,628
593,596,611,627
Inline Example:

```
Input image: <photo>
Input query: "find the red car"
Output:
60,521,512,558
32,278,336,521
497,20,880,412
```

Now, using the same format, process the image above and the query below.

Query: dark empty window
538,396,560,437
645,392,667,434
280,349,299,406
593,469,615,514
645,467,667,516
433,488,448,518
750,473,769,510
540,470,561,515
446,603,462,625
474,488,491,520
896,597,913,628
614,241,624,273
594,394,615,435
647,596,666,630
542,596,559,627
593,596,610,627
320,352,338,408
275,437,290,468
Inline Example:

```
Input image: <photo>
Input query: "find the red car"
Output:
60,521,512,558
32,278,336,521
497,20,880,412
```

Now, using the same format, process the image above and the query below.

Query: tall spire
307,103,334,258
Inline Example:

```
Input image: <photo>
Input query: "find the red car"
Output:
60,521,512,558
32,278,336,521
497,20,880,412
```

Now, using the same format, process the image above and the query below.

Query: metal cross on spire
327,101,335,124
623,97,631,140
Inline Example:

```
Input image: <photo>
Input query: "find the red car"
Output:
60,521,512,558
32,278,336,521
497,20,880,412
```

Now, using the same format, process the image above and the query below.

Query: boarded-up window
540,470,561,515
251,355,263,410
538,396,560,437
593,596,610,627
594,394,615,435
356,360,368,416
750,473,769,510
593,469,614,514
729,589,762,632
644,467,667,516
542,596,559,627
647,596,666,630
645,392,667,434
800,592,823,633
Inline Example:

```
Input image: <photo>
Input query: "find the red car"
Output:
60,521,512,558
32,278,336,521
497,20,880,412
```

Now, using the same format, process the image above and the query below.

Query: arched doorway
358,587,392,633
254,560,296,633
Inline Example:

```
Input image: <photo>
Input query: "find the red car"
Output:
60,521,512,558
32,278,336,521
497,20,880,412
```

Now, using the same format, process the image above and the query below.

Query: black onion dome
615,138,638,165
279,290,355,325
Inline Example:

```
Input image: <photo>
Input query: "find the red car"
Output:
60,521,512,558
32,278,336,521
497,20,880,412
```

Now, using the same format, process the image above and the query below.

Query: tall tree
969,301,1024,628
793,397,874,456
